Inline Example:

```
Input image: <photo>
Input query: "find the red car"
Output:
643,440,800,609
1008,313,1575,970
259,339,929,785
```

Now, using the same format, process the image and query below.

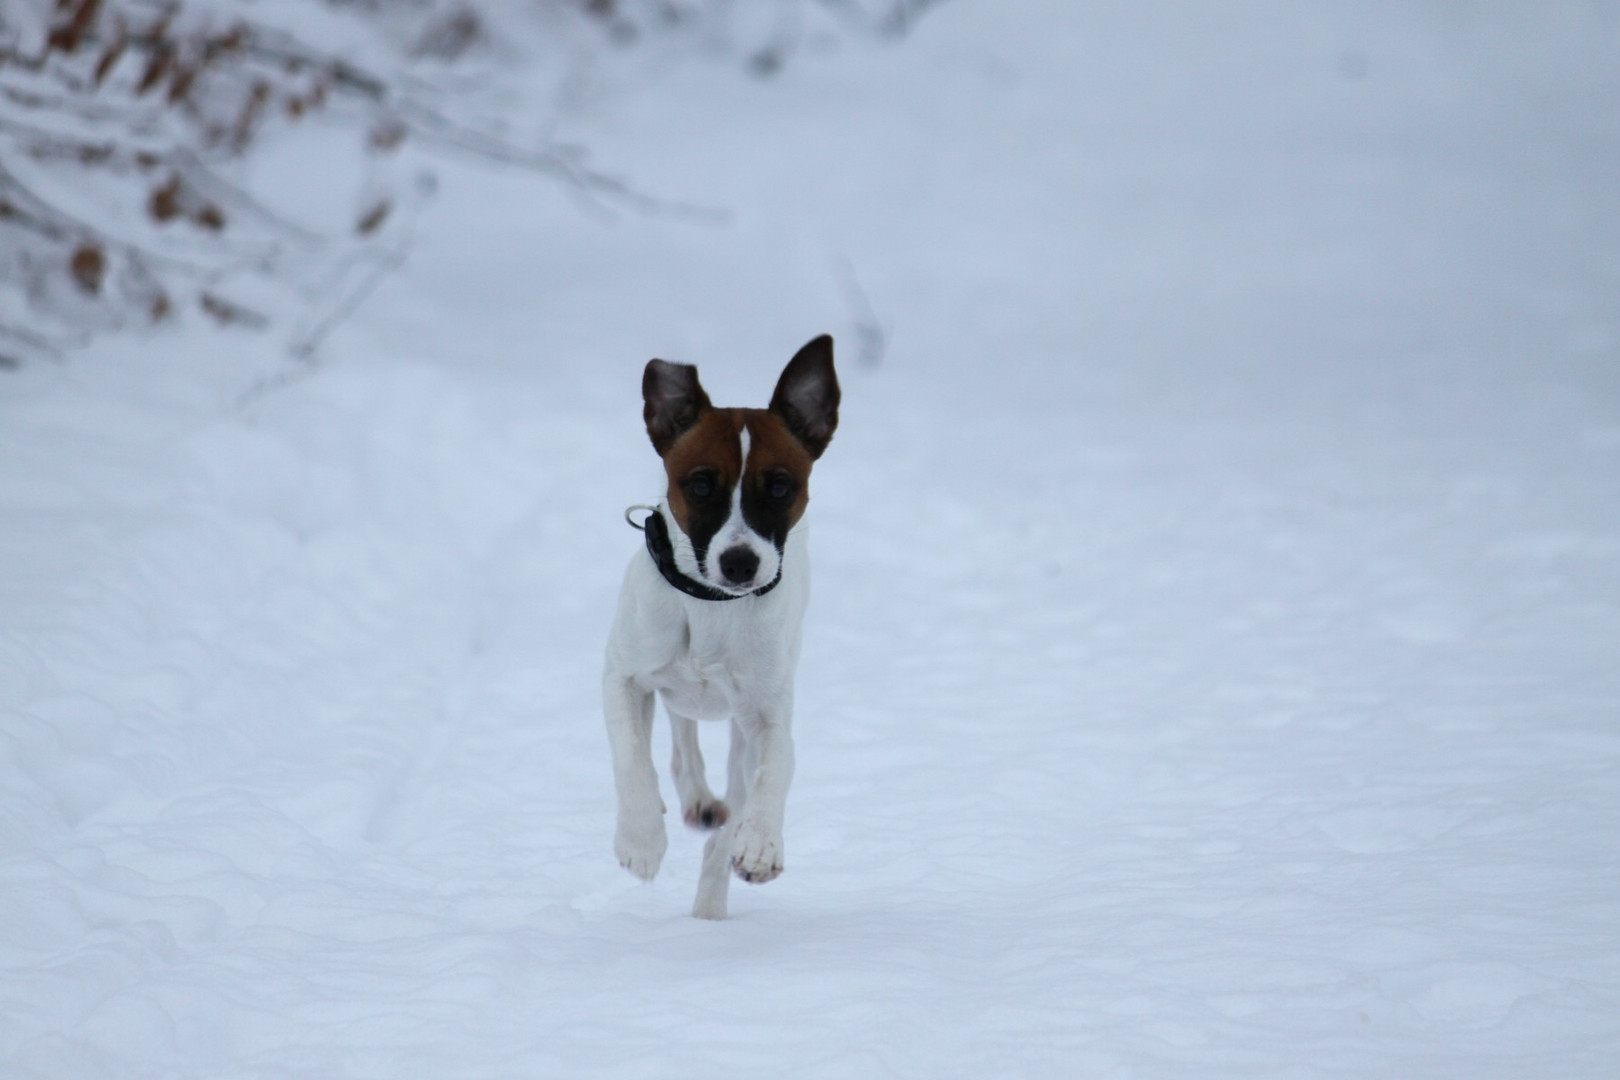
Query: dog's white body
602,336,837,920
603,517,808,919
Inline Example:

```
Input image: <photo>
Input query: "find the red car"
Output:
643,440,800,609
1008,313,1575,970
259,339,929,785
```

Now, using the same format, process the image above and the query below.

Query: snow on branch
0,0,939,367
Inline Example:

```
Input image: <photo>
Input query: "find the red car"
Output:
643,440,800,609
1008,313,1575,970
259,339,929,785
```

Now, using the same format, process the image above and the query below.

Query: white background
3,2,1618,1076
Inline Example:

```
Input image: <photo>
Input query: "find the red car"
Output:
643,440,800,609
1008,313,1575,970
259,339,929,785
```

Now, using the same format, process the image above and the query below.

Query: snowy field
4,2,1620,1076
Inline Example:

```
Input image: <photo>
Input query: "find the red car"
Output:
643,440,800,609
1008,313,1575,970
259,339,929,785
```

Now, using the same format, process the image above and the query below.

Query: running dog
603,335,839,919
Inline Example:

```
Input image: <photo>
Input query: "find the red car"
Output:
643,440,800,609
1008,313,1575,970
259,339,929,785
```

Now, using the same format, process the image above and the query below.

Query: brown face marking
663,409,744,559
738,412,813,542
660,409,814,572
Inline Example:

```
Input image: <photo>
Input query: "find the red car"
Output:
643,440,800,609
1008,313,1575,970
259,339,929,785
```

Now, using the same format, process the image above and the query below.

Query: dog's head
642,335,839,596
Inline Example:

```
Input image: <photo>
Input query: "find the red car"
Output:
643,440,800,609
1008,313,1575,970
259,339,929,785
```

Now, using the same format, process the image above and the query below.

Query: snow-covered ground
4,2,1620,1076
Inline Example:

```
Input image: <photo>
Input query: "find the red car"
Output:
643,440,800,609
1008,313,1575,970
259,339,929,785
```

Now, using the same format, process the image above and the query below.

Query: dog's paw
614,820,667,882
730,822,783,884
682,797,729,831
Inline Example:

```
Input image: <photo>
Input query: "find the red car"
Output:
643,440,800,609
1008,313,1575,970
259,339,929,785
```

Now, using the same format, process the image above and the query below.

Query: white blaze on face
731,425,750,522
703,423,782,593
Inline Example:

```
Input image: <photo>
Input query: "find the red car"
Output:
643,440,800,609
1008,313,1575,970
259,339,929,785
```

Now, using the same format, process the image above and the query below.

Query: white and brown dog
603,335,839,920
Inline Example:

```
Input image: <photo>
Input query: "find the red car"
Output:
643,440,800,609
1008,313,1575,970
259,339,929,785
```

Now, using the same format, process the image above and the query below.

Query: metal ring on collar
623,504,659,531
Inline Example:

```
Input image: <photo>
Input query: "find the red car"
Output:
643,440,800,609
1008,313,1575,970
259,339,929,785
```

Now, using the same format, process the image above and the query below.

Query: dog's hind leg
604,675,667,881
692,719,752,919
668,704,729,830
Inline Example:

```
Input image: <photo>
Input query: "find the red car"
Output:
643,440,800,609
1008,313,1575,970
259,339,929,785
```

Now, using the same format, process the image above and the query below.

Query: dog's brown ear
643,359,712,456
769,335,839,460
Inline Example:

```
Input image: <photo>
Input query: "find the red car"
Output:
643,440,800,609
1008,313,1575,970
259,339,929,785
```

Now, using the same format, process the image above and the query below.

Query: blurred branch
0,0,939,368
0,321,74,368
836,256,887,368
812,0,947,39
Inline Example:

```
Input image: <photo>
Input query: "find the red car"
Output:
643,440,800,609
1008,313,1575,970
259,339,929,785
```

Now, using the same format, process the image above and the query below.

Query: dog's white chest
641,601,794,723
646,654,743,722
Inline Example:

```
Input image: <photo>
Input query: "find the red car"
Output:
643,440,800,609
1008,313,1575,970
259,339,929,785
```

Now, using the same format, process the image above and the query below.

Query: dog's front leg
603,675,666,880
730,710,795,885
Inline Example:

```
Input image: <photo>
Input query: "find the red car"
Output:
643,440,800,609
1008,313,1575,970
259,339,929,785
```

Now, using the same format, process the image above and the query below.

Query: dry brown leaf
69,244,106,294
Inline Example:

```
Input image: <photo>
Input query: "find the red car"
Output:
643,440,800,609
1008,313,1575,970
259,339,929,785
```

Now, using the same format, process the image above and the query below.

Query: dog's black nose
717,546,760,586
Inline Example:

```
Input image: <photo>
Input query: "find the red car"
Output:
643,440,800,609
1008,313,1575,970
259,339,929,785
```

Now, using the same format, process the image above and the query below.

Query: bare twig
0,321,76,366
287,242,409,362
0,158,268,279
835,255,887,368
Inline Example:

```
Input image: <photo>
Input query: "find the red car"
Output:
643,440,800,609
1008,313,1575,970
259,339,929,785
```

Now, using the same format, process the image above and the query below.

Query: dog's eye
686,475,715,500
768,475,794,500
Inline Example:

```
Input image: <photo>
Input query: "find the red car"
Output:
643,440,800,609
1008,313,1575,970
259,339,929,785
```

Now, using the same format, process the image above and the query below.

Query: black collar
642,508,781,602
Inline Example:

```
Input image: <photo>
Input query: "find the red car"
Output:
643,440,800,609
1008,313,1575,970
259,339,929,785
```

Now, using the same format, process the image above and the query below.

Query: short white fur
603,344,835,920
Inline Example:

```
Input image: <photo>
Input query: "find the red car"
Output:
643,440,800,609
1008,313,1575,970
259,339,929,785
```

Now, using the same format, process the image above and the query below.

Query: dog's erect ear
769,335,840,460
643,359,713,456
